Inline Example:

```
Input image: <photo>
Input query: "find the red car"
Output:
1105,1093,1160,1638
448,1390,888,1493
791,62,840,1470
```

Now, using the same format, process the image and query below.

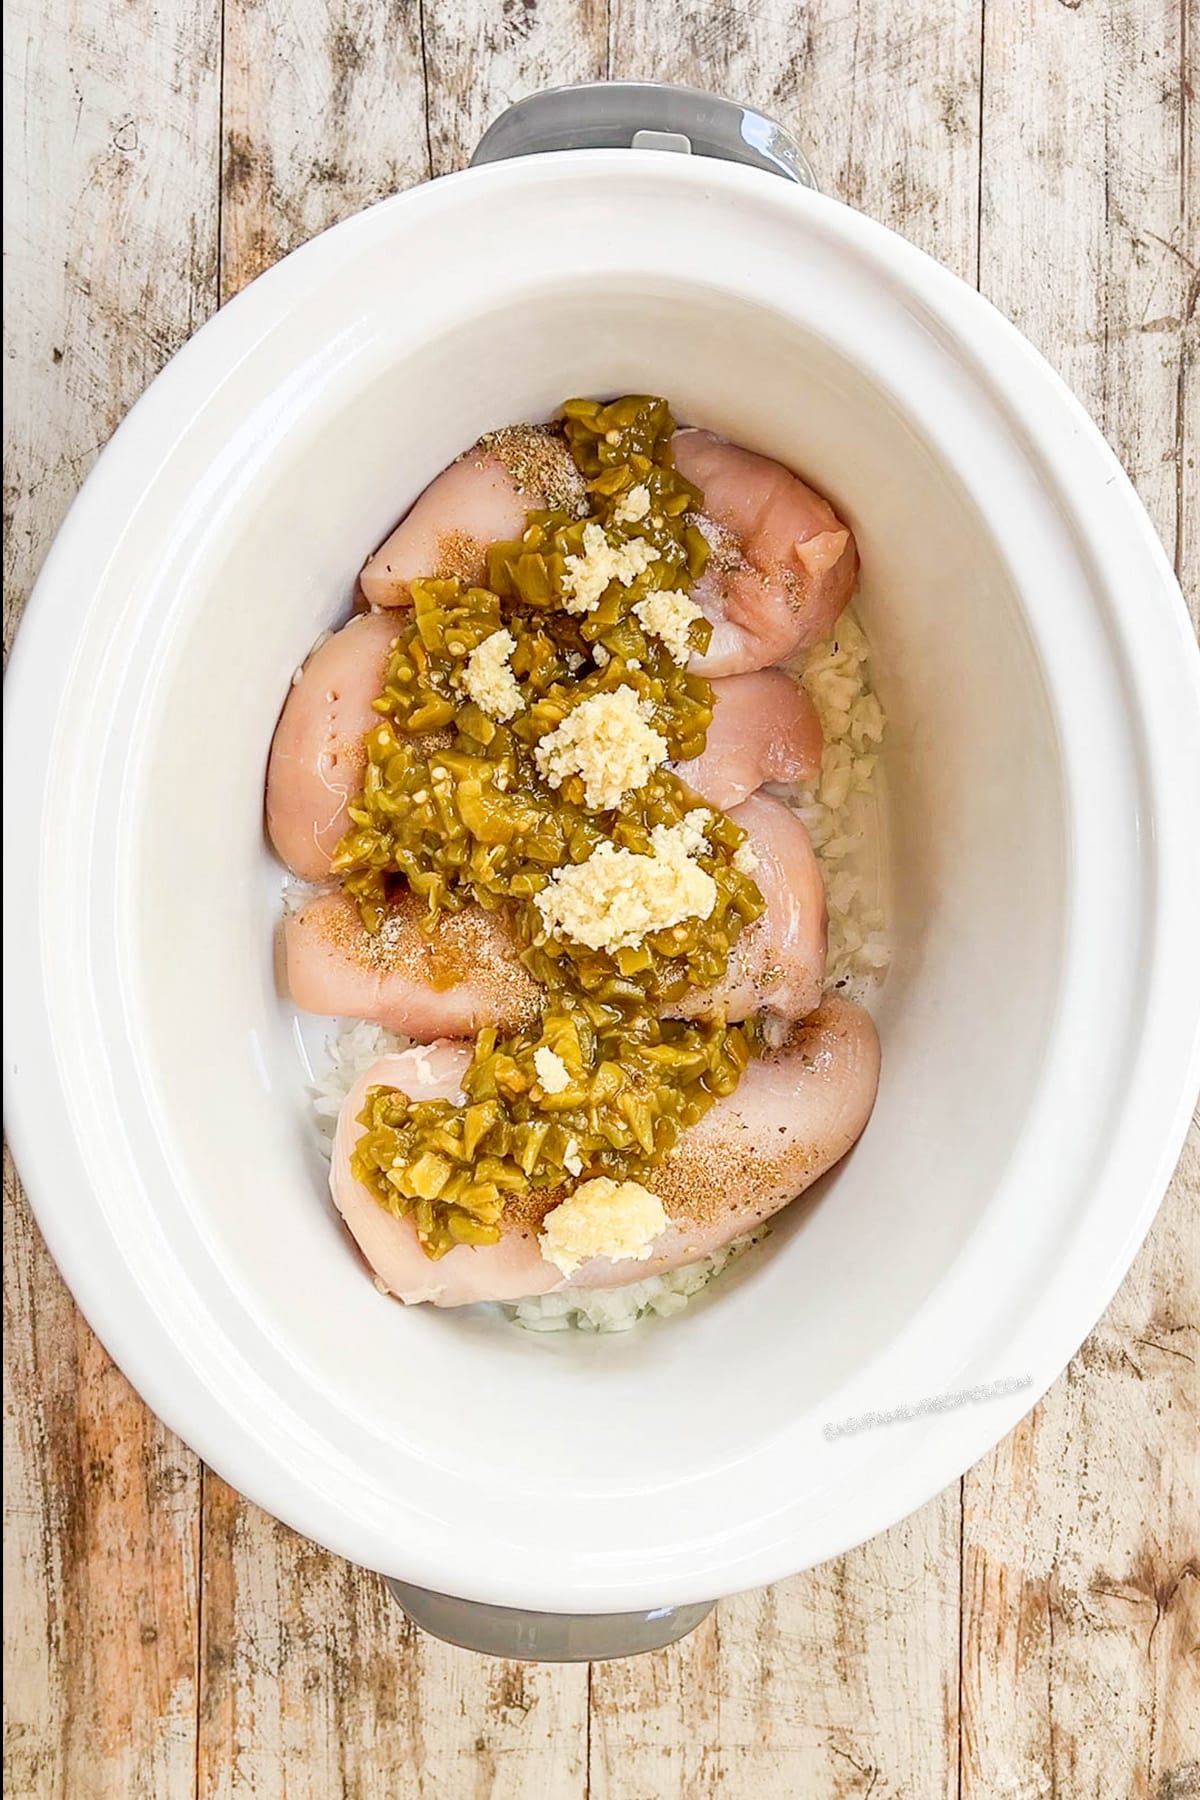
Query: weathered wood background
4,0,1197,1793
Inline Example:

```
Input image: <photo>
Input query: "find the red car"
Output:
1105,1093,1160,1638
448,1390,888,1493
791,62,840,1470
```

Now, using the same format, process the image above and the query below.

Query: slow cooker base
383,1578,715,1661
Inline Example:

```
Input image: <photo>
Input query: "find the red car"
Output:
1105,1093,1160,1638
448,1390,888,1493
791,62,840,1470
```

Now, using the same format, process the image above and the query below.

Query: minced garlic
633,587,704,666
534,685,668,811
562,522,660,614
662,808,711,857
463,629,523,721
534,814,717,952
613,483,651,525
539,1177,669,1276
533,1046,571,1094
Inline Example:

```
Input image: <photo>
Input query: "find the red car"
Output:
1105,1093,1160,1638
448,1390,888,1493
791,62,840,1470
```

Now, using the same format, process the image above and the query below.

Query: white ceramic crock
6,83,1200,1660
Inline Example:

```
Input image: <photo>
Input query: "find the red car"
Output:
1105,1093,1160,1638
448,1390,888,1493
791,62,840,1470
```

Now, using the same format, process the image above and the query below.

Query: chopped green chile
335,396,769,1257
351,1003,758,1259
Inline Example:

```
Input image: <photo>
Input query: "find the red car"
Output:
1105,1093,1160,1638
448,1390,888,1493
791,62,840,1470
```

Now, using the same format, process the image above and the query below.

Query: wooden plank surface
199,8,597,1795
962,3,1200,1794
219,0,430,298
593,8,981,1795
198,1482,588,1800
3,0,219,1791
3,0,1197,1796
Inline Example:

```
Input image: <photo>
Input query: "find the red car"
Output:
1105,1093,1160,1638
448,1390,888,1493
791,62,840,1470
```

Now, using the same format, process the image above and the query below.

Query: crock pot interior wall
127,282,1065,1482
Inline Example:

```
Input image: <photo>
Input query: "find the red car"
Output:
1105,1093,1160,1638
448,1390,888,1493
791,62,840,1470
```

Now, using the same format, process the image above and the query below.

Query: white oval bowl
5,152,1200,1612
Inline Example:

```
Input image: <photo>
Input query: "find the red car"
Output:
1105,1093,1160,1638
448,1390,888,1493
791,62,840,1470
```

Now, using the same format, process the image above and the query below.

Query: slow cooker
6,82,1200,1660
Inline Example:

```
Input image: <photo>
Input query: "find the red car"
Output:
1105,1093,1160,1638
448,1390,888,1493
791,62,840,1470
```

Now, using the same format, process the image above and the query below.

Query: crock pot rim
5,149,1199,1610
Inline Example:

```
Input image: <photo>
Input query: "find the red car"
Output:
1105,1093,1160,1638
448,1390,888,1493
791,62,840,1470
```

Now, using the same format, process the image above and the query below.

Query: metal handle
384,1578,714,1662
471,80,817,189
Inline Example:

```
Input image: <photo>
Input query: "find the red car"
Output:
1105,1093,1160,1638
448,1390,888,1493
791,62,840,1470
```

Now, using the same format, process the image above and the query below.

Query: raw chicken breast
289,789,826,1037
676,669,823,812
672,793,827,1023
360,428,587,606
673,428,858,676
330,1000,880,1307
285,889,542,1038
330,1042,554,1306
266,612,399,880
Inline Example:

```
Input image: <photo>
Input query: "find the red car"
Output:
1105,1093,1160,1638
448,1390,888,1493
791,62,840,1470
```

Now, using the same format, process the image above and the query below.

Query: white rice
311,1018,409,1154
281,874,327,916
503,1235,759,1332
789,607,890,993
306,610,888,1332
